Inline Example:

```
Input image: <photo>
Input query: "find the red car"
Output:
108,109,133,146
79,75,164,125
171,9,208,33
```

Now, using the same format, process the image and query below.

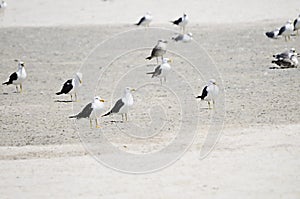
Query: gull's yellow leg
90,118,92,128
95,119,101,128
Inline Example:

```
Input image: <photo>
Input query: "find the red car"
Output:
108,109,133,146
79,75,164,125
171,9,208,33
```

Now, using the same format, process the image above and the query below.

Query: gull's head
124,87,136,94
209,79,217,85
158,39,168,44
75,72,83,84
18,61,25,68
287,20,292,24
94,96,105,103
290,48,296,53
146,11,152,15
162,58,172,63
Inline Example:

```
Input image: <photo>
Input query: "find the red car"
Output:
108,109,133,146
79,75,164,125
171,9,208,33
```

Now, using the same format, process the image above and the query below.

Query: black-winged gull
102,87,135,122
135,12,153,27
146,58,172,85
170,13,189,33
146,40,167,64
196,79,219,109
69,96,105,128
56,72,83,102
2,61,27,93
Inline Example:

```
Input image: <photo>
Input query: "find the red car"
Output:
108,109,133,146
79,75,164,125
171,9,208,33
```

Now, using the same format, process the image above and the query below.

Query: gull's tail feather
265,32,274,38
146,56,152,60
102,111,112,117
56,91,63,95
196,95,204,100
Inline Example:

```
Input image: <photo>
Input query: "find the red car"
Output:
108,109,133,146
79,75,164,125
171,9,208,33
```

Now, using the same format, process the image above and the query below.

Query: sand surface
0,0,300,198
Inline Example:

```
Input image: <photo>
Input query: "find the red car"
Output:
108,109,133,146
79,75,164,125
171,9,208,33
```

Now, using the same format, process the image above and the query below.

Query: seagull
135,12,153,27
56,72,83,102
69,96,105,128
265,28,280,39
102,87,135,122
271,52,298,69
146,58,172,85
278,20,294,41
0,1,7,8
2,61,27,93
145,40,167,64
294,14,300,35
196,79,219,109
170,13,189,33
172,32,193,42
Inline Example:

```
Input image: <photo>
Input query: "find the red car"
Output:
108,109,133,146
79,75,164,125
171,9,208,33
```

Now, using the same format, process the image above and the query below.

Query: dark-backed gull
2,61,27,93
69,96,105,128
135,12,153,27
170,13,189,33
196,79,219,109
56,72,83,102
146,58,172,85
146,40,167,64
102,87,135,122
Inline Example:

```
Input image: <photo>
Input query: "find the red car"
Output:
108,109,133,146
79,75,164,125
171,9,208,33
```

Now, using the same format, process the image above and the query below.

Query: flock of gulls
2,7,299,128
265,14,300,69
2,12,219,128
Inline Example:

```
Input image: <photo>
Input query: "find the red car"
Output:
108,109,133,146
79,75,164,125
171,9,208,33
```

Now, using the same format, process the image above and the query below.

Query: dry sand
0,0,300,198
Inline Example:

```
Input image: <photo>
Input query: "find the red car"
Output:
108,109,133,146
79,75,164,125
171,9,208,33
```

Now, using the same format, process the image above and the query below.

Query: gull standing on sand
293,14,300,35
56,72,83,102
69,96,105,128
102,87,135,122
135,12,153,27
170,13,189,33
265,28,280,39
2,61,27,93
196,79,219,109
278,20,294,41
172,32,193,42
146,40,167,64
146,58,172,85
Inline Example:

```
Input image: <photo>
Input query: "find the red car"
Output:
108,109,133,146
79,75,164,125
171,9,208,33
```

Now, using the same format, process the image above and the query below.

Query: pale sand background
0,0,300,198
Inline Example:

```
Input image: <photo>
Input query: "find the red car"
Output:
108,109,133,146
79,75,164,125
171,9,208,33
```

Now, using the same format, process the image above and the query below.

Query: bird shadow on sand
2,91,21,95
199,107,213,110
146,63,158,67
105,120,124,124
54,100,73,103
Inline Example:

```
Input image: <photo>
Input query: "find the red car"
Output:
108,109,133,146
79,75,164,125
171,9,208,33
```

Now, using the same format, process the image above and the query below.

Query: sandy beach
0,0,300,198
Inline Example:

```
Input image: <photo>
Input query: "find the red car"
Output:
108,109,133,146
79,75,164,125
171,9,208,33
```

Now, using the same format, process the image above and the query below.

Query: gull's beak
213,82,217,85
131,88,136,92
100,99,105,102
168,59,172,63
79,79,82,84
